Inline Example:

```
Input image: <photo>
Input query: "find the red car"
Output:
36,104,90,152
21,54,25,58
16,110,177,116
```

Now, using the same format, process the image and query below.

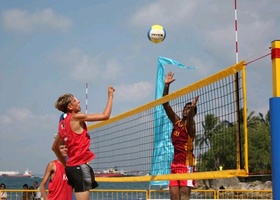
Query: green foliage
248,123,271,172
196,110,271,176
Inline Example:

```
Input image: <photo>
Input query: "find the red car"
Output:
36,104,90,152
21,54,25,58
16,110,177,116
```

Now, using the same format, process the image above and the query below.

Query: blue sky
0,0,279,175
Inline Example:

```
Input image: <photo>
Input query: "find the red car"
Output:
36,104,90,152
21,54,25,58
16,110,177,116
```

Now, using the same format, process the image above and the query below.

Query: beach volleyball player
52,86,115,200
163,71,199,200
40,140,72,200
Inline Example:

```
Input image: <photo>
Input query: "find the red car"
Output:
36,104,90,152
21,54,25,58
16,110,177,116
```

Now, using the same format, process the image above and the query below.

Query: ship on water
94,167,126,177
94,167,147,177
0,169,33,178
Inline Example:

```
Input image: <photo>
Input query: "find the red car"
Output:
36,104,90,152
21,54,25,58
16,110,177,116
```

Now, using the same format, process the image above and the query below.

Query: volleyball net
88,60,249,183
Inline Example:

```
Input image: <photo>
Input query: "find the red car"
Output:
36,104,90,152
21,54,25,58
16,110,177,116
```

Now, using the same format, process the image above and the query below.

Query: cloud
70,55,101,82
1,8,72,33
0,107,35,126
0,106,56,173
116,82,153,102
130,0,197,27
238,18,275,57
53,48,123,83
102,59,122,81
188,56,216,77
52,48,100,82
0,107,57,140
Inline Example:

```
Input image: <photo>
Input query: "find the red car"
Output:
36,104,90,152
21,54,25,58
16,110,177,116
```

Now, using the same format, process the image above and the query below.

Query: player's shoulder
47,161,56,170
71,112,86,119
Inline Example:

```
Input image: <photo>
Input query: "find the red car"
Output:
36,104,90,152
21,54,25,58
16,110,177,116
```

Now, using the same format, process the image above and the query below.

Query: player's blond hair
55,93,74,113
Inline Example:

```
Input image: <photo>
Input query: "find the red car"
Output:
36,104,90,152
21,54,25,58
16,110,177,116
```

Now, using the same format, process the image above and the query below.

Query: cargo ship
95,168,125,177
0,169,33,178
94,168,146,177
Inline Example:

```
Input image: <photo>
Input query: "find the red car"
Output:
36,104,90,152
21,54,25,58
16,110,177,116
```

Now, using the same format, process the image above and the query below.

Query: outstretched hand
188,96,199,118
108,86,115,97
165,71,176,85
192,96,199,106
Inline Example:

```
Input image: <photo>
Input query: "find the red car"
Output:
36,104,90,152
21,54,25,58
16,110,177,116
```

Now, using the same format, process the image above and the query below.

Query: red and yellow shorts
169,163,196,187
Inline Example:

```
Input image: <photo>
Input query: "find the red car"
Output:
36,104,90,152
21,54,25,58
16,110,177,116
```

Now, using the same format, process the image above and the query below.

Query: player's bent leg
180,186,191,200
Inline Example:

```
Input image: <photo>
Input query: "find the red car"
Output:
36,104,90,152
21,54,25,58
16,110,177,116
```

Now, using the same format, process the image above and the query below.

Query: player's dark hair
184,102,197,115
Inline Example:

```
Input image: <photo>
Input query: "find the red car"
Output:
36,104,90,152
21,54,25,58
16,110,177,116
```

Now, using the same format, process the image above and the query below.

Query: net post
270,39,280,200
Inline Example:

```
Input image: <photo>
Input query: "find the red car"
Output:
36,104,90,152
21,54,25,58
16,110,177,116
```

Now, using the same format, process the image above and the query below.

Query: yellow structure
0,189,273,199
271,40,280,97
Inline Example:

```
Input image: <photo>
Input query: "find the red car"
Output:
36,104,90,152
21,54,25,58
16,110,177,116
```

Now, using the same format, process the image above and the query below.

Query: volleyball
147,24,166,44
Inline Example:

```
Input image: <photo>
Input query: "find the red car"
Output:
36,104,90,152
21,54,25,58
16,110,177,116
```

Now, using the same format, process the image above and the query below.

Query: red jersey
58,113,95,166
171,120,195,166
48,160,72,200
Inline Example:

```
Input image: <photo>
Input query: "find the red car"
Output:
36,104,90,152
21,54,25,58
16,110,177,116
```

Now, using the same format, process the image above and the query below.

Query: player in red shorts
163,71,199,200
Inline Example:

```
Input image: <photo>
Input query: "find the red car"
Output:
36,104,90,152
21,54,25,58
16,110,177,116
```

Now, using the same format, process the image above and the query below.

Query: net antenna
86,82,88,114
233,0,244,171
234,0,239,63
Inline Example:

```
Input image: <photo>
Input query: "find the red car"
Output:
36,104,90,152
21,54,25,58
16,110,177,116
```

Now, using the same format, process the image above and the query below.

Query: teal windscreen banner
150,56,196,186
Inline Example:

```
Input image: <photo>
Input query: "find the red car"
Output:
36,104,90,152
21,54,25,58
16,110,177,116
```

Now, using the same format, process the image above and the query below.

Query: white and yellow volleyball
147,24,166,44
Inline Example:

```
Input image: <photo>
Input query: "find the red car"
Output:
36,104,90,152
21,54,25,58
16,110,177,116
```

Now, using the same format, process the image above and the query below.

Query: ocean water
0,176,151,190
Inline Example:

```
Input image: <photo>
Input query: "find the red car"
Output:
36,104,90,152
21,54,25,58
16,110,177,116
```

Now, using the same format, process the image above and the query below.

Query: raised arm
52,134,66,166
186,96,199,138
73,86,115,122
162,72,180,124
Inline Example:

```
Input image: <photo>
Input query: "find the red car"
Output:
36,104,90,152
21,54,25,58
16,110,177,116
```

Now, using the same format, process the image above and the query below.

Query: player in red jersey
52,86,115,200
40,142,72,200
163,71,199,200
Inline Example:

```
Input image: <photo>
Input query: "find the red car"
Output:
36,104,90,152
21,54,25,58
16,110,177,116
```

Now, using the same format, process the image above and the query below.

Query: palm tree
195,113,222,188
196,113,220,148
195,114,221,172
239,108,261,127
259,110,270,126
